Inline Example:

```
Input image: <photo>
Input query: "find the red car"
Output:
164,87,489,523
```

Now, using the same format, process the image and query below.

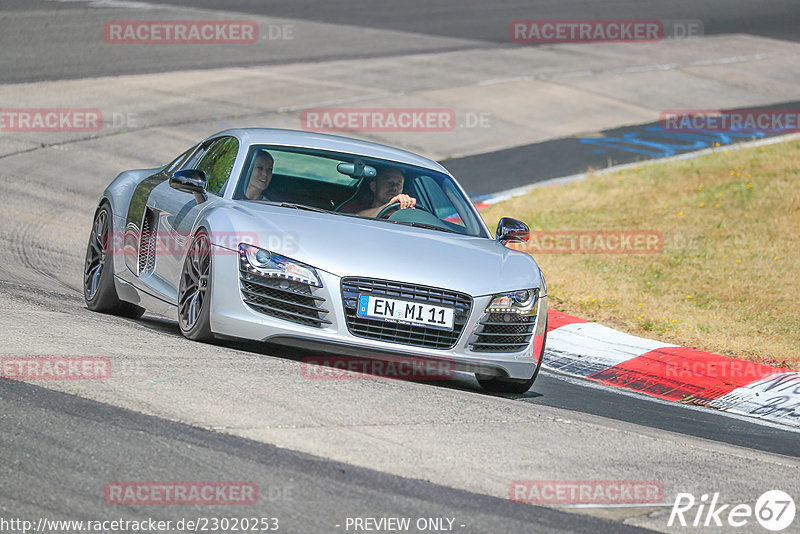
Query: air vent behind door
138,208,158,275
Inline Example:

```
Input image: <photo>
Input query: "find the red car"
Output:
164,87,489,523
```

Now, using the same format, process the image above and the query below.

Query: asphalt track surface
95,0,800,44
3,0,800,82
443,102,800,196
1,379,645,534
525,373,800,458
2,2,800,533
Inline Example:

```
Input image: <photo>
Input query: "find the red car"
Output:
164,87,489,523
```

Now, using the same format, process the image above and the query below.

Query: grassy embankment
480,139,800,369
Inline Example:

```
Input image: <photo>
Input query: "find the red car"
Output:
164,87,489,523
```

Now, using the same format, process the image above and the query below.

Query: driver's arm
357,194,416,218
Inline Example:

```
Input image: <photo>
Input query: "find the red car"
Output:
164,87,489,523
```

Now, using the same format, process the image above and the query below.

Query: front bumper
209,248,546,380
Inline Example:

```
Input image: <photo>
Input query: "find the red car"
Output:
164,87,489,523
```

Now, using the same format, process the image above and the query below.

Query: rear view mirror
337,160,377,178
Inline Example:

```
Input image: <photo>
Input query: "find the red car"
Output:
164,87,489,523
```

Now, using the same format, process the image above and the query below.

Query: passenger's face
246,156,273,199
371,171,404,205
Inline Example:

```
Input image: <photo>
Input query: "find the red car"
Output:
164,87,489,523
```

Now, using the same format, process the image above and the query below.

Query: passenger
244,150,274,200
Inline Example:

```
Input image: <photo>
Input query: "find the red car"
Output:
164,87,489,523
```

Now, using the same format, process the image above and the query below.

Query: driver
244,150,274,200
356,167,416,217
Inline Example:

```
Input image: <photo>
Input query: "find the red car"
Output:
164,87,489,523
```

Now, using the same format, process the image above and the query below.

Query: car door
122,144,199,282
148,136,240,300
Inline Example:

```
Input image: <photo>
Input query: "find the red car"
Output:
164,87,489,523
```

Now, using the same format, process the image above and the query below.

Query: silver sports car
83,128,547,393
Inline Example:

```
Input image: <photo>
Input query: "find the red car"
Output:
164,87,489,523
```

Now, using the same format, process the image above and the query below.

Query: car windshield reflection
233,145,486,237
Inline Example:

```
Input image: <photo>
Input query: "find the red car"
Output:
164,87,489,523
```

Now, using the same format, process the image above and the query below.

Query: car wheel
178,230,214,341
84,202,146,318
476,321,547,394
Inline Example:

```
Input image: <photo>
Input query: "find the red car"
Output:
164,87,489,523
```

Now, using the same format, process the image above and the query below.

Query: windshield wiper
261,201,332,214
393,221,461,234
281,202,331,213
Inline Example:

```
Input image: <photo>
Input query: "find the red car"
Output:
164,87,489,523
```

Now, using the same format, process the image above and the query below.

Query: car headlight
239,244,321,287
486,288,538,315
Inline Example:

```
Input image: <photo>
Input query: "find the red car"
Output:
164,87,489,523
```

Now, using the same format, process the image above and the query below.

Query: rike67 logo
669,490,795,531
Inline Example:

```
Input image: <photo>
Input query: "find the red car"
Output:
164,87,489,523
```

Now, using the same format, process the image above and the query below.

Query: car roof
210,128,451,175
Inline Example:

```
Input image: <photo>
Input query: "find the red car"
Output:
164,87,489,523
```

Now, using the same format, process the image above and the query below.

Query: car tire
84,202,146,319
476,319,547,394
178,230,214,342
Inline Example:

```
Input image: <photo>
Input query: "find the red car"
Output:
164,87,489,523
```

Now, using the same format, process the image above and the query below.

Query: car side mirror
496,217,529,244
170,169,208,204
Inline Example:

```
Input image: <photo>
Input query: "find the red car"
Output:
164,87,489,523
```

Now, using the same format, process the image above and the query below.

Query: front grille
470,313,536,352
341,277,471,349
138,209,157,275
239,257,330,328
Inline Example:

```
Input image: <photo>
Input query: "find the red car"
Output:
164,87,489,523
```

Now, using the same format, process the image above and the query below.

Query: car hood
212,203,543,297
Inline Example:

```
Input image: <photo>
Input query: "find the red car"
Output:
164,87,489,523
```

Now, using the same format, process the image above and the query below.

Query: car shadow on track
130,313,547,399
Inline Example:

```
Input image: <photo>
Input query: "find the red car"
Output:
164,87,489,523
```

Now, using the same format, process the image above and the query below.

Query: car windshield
233,145,489,238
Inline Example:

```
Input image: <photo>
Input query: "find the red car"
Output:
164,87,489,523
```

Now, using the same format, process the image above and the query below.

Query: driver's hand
390,194,416,209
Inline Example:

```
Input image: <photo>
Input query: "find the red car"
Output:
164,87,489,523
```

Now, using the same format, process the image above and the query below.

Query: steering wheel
376,201,432,219
376,201,402,219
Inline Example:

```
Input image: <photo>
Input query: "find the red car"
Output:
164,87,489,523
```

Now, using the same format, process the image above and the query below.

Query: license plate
357,294,454,330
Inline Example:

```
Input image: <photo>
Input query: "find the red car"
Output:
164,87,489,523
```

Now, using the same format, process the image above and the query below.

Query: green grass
481,140,800,370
